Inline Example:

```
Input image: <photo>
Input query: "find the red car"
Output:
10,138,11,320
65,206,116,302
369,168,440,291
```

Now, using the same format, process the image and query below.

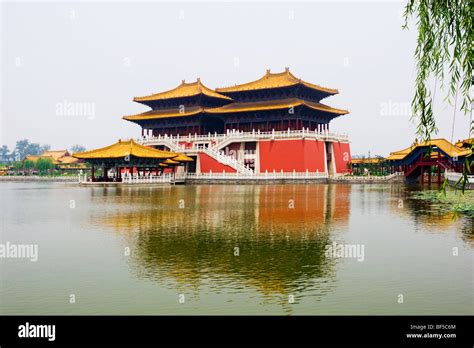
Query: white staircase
203,147,254,175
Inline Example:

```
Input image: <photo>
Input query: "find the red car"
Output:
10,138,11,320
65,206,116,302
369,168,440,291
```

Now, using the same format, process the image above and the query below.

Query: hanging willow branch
403,0,472,140
403,0,473,192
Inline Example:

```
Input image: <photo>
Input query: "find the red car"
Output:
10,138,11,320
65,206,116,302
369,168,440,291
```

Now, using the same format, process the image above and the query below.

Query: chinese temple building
123,68,351,177
73,139,192,183
386,138,473,186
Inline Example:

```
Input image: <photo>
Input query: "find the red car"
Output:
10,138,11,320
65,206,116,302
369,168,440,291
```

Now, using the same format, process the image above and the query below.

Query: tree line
0,139,85,163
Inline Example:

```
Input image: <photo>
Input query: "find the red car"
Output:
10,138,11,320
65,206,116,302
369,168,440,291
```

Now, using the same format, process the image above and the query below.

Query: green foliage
404,0,473,192
36,158,54,174
403,0,472,140
0,145,10,162
12,161,23,171
412,189,474,217
23,160,34,170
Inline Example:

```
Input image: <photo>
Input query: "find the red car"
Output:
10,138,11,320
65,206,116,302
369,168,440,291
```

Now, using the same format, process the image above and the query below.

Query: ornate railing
139,129,350,151
122,173,173,184
186,170,328,180
330,172,404,181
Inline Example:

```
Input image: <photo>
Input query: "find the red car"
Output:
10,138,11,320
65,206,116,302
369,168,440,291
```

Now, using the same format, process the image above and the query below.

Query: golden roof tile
42,150,70,160
386,139,472,161
134,79,232,102
72,139,178,160
216,68,338,94
205,98,348,115
123,106,204,121
351,158,385,164
171,153,193,162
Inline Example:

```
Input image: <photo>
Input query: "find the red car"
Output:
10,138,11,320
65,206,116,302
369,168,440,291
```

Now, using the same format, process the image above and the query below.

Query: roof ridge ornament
181,79,186,84
266,68,271,75
285,67,289,72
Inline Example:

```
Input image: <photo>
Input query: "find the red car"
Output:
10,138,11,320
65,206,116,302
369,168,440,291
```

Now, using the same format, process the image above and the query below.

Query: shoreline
1,175,405,184
0,176,78,183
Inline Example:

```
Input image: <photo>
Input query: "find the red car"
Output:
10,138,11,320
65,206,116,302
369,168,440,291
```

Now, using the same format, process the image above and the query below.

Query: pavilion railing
330,172,404,181
78,171,405,184
185,170,329,180
122,173,173,184
78,173,174,184
138,129,350,152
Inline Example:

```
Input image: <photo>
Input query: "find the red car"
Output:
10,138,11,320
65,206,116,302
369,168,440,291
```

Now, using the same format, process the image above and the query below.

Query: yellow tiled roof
124,98,347,121
205,98,348,115
171,153,194,162
455,138,473,148
134,79,232,102
72,139,178,160
351,158,385,164
42,150,70,160
163,159,179,165
57,156,80,164
216,68,338,94
123,106,203,121
386,139,472,161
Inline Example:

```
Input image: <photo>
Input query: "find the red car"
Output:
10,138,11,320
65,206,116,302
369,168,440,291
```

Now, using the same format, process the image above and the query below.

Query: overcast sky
1,1,471,156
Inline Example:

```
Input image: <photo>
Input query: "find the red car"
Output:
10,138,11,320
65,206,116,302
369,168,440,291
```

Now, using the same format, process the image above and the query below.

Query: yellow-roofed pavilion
73,139,192,182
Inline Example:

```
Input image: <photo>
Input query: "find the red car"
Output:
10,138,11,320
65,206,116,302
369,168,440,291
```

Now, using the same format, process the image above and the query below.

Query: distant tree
25,143,42,156
36,158,54,174
14,139,51,160
70,145,86,153
14,139,31,159
23,159,35,174
40,144,51,153
12,161,23,173
0,145,10,163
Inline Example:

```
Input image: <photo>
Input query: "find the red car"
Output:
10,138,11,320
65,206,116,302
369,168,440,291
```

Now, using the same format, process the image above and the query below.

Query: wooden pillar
91,166,95,181
437,164,441,185
420,165,424,186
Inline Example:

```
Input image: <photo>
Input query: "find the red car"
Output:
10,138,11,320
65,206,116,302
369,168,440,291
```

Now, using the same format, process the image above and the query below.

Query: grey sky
1,1,471,156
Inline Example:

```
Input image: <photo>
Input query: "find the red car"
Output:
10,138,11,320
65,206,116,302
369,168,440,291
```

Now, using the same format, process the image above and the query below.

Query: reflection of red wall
259,140,325,172
199,153,237,173
333,142,351,173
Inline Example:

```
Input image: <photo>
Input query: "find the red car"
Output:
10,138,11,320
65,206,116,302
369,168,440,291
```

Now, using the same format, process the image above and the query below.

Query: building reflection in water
90,184,351,301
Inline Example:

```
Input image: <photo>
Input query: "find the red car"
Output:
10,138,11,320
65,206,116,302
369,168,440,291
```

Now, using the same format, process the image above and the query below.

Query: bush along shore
411,189,474,218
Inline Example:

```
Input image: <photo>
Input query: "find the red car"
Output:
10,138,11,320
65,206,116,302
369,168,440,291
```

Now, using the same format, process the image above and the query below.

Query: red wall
333,142,352,173
224,143,241,160
258,139,326,173
199,153,237,173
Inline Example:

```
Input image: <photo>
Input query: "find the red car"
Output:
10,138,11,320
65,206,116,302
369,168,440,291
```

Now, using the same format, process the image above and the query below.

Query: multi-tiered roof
123,68,348,134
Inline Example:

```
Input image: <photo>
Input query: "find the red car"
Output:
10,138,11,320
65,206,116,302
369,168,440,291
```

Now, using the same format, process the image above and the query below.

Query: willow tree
403,0,472,187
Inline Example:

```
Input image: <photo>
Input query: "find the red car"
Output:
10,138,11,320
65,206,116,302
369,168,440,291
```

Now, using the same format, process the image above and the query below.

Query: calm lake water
0,182,472,315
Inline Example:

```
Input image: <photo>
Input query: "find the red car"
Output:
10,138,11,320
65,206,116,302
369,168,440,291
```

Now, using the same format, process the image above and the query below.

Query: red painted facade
198,153,237,173
332,142,352,173
258,139,327,173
